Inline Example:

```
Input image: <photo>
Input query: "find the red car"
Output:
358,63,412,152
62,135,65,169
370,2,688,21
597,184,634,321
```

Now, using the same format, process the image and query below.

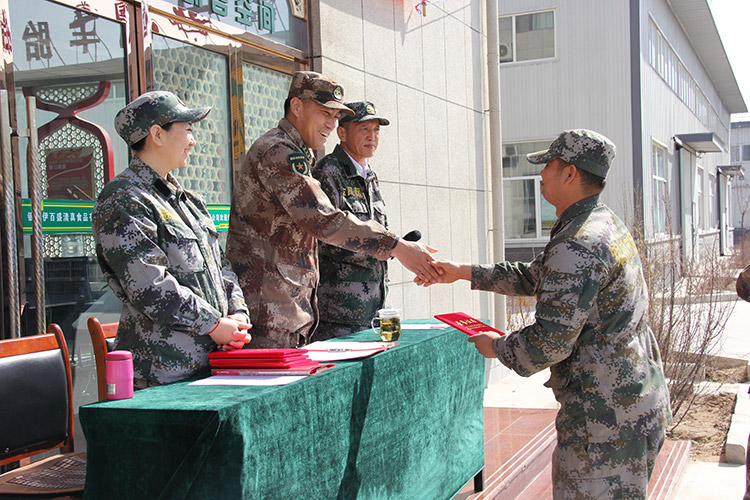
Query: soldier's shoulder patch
288,152,310,176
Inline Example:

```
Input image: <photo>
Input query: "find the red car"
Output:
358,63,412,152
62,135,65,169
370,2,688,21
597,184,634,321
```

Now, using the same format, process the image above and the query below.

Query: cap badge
332,86,343,101
365,104,375,115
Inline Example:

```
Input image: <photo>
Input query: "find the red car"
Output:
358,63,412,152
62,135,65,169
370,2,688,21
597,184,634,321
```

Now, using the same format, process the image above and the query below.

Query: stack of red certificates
208,349,334,376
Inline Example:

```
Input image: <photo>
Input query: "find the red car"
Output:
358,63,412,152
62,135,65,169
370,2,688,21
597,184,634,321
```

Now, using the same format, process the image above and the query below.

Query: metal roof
669,0,747,113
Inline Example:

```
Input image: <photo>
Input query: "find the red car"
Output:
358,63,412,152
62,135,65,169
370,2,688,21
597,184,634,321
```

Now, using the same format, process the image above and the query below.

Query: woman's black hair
131,121,175,151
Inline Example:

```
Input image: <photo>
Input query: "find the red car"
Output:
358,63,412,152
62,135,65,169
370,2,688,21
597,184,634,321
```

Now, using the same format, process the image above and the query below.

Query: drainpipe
486,1,506,345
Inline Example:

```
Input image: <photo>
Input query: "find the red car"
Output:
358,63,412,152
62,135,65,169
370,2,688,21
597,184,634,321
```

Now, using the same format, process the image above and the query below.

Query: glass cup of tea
371,307,402,342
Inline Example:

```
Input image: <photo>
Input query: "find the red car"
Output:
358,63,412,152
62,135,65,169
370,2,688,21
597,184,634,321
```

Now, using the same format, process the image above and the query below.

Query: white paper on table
400,323,448,330
188,375,305,386
304,341,396,361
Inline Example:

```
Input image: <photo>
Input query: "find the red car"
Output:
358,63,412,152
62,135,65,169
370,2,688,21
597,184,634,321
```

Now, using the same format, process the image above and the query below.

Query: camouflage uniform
226,75,397,348
737,263,750,302
737,264,750,500
473,130,672,499
93,158,249,385
313,101,391,339
92,90,248,386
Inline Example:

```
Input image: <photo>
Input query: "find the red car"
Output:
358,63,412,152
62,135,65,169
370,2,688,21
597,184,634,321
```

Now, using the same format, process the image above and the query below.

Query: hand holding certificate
434,312,505,359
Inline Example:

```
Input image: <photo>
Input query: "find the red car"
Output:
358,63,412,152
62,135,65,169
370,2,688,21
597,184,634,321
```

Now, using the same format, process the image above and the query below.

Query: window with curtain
498,10,555,64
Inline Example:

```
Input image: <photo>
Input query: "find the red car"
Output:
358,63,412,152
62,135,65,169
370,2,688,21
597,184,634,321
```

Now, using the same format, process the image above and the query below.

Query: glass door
8,0,131,419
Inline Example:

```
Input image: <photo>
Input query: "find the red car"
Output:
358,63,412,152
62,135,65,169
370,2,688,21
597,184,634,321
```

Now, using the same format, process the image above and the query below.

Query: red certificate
434,312,505,336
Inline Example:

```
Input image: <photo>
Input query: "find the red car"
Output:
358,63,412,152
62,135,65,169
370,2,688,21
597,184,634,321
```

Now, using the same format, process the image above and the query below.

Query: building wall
497,0,734,258
497,0,635,223
731,122,750,230
640,0,732,244
311,0,491,321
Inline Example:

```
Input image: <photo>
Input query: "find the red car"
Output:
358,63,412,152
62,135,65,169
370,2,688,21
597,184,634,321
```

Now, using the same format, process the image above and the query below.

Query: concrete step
649,440,692,500
454,408,690,500
496,439,691,500
514,462,552,500
474,421,556,500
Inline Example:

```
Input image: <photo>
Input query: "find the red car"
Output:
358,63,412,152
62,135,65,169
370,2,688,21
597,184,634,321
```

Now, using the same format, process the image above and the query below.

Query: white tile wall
362,1,396,81
395,85,427,185
317,0,490,321
423,94,449,187
363,74,399,182
393,2,425,90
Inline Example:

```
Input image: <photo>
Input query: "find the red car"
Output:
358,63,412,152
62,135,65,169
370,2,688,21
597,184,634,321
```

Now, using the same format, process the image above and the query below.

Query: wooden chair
0,324,86,497
86,317,118,401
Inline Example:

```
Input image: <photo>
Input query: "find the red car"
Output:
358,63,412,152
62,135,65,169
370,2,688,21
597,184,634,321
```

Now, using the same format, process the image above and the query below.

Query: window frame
695,165,705,230
708,172,717,228
502,139,556,244
651,141,668,236
498,9,556,65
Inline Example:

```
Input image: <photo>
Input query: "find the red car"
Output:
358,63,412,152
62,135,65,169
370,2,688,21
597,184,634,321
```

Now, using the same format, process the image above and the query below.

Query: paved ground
717,297,750,361
482,296,750,499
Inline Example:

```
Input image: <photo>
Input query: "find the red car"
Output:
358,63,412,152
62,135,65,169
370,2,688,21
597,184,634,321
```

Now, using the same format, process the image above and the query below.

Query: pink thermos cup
106,350,134,400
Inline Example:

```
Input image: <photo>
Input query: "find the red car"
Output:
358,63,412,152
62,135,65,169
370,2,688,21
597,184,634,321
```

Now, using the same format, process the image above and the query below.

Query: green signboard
22,199,230,234
207,204,231,231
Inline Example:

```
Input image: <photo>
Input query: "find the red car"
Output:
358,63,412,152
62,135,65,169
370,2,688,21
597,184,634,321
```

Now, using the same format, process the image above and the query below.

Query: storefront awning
674,132,725,153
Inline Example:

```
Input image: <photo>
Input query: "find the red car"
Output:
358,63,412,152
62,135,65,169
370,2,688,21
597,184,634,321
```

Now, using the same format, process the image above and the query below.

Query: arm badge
287,152,310,176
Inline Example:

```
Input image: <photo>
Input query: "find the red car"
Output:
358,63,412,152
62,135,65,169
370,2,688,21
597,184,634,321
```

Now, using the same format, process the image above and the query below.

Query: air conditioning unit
499,43,510,58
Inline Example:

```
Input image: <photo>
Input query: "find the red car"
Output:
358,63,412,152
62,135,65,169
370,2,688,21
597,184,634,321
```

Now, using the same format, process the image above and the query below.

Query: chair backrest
87,317,118,401
0,324,74,467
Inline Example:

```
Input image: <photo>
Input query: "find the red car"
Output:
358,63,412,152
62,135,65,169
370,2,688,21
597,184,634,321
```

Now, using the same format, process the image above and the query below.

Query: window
498,10,555,64
652,143,667,234
502,141,556,239
242,62,291,148
743,145,750,162
732,145,740,163
647,19,728,146
696,165,704,229
152,35,231,204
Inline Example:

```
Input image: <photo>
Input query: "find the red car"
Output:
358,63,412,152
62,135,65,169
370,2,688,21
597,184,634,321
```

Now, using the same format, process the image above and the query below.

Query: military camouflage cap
527,129,616,178
287,71,354,116
114,91,210,146
339,101,390,126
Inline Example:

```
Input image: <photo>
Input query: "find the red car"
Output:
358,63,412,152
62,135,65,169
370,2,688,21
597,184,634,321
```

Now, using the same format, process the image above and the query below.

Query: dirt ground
667,364,745,462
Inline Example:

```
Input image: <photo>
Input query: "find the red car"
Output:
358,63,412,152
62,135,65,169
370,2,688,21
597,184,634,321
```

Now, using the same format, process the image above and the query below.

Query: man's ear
566,164,577,182
289,97,303,119
337,124,347,142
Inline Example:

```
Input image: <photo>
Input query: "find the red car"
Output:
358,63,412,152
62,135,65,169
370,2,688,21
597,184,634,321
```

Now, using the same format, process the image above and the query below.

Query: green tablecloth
79,321,484,499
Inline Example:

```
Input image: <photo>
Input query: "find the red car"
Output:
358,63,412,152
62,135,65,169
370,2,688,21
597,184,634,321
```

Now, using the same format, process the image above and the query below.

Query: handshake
392,229,470,287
